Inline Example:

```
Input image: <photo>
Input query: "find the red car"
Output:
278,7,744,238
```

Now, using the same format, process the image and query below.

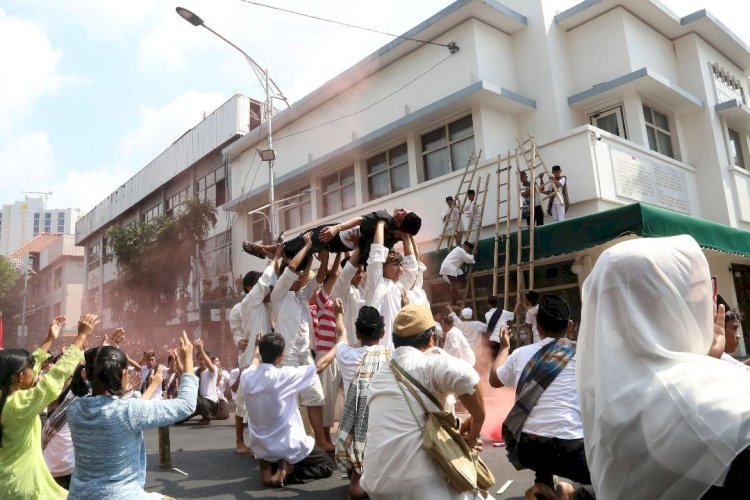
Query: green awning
532,203,750,259
425,203,750,273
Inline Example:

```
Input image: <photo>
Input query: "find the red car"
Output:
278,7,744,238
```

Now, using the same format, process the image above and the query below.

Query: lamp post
176,7,290,240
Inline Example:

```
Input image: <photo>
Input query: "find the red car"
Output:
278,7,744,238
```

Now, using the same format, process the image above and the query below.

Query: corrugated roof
9,233,62,258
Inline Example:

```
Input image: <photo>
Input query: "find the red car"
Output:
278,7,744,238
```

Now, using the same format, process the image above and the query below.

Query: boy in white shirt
269,231,331,452
439,241,475,305
242,332,334,487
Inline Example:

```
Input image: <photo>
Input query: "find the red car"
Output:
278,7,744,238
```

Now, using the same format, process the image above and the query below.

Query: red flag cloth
0,309,4,349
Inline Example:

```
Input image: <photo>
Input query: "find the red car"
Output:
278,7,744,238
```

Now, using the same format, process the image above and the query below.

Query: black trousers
516,433,592,488
524,205,545,227
259,445,335,483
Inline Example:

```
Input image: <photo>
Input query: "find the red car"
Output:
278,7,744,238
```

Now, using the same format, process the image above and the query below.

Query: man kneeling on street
490,294,594,500
241,333,334,488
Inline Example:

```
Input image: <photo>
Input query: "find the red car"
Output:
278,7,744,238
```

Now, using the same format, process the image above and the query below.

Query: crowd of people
1,196,748,500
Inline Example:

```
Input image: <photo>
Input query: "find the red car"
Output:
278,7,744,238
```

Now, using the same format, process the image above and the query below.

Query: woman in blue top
67,332,198,499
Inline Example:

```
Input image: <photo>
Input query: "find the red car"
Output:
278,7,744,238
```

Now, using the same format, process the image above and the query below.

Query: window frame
420,115,475,181
280,186,312,232
642,103,675,159
589,104,627,139
196,166,227,208
728,128,747,170
365,142,410,201
321,165,356,216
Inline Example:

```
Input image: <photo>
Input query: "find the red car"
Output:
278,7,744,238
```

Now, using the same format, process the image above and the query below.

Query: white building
222,0,750,351
0,196,84,256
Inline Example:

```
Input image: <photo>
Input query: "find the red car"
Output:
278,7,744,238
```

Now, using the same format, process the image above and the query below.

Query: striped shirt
314,289,337,352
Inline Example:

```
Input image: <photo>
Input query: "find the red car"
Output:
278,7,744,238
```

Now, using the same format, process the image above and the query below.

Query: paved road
143,408,538,498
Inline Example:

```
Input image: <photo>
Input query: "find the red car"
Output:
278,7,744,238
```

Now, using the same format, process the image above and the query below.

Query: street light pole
176,7,290,240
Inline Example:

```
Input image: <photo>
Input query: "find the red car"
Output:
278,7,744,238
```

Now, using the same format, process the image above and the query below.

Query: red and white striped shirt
314,289,337,353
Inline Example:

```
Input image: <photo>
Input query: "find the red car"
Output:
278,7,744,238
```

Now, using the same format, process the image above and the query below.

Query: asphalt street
143,403,538,499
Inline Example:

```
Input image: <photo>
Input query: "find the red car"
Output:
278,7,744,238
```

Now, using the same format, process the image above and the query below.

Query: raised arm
141,365,164,400
332,249,360,300
316,299,347,372
39,316,66,354
316,250,330,285
126,332,198,431
194,339,215,373
288,231,313,272
323,252,342,295
489,324,511,388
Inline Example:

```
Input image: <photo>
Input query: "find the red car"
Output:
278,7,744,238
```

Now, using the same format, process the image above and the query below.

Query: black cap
356,306,385,339
468,189,476,195
537,294,570,333
552,165,561,172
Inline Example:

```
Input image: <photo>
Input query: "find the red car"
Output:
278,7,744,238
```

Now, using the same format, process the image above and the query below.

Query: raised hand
180,331,195,373
78,313,100,337
149,365,164,385
302,231,313,245
238,338,250,352
126,372,143,395
48,316,66,339
193,338,205,351
333,298,344,316
499,324,511,350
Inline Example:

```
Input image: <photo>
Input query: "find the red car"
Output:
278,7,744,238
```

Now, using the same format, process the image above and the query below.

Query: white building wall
622,11,679,82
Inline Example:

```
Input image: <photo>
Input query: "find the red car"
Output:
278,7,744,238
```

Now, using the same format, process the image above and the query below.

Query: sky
1,0,749,214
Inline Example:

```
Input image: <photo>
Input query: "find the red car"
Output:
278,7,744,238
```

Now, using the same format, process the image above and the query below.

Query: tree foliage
0,255,20,303
105,198,217,329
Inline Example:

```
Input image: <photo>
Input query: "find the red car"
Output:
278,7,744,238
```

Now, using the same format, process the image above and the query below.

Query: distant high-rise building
0,196,84,255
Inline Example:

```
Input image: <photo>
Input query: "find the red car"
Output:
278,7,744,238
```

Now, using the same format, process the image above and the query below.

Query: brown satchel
391,360,495,493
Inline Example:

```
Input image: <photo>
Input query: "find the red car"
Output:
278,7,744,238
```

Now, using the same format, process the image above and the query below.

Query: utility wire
237,0,456,49
274,51,456,142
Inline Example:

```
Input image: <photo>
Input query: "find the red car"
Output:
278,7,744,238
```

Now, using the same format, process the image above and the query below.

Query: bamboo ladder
435,150,483,253
459,173,490,305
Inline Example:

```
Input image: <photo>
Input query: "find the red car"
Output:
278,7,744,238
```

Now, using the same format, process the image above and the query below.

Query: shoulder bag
390,359,495,493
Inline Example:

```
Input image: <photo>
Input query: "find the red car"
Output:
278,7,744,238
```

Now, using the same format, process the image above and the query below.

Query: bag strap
391,359,444,412
486,308,505,337
390,363,427,433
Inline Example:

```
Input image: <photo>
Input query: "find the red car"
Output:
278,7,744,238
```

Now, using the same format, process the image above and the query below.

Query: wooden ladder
435,150,483,253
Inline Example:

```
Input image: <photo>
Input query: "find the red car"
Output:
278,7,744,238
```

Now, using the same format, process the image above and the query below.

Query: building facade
75,94,262,361
222,0,750,352
1,196,83,256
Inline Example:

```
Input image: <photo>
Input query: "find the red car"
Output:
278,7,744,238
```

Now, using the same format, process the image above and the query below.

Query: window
366,143,410,200
142,204,161,223
712,63,745,104
197,166,227,208
728,128,746,169
87,242,101,270
589,105,626,138
421,115,475,181
281,187,312,231
44,212,52,232
166,187,190,217
203,229,232,276
249,207,270,243
57,213,65,232
54,267,62,289
643,104,674,159
322,166,356,216
33,212,40,236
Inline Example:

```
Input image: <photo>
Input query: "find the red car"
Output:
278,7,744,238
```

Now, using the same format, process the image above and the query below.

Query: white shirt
229,367,241,400
235,264,275,369
270,267,319,364
408,262,430,307
338,227,361,250
439,246,475,277
140,366,167,400
450,312,486,352
365,244,418,348
552,176,566,206
486,307,515,343
442,326,476,366
218,369,230,400
198,367,220,403
43,422,74,477
462,199,481,230
361,347,481,500
336,342,388,393
720,352,747,368
331,261,366,347
496,337,583,439
241,363,316,464
525,305,541,343
441,205,460,230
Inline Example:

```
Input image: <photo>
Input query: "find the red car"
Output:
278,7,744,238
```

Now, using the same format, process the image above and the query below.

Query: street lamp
176,6,290,240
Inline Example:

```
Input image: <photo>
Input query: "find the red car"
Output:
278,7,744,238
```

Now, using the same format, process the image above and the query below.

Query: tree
0,256,23,347
105,198,217,332
0,255,20,303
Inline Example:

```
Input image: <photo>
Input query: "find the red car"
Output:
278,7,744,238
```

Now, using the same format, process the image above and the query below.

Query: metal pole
265,69,278,241
158,426,171,467
21,256,29,338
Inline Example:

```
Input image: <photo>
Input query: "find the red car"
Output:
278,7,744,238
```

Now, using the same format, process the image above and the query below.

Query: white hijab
577,235,750,499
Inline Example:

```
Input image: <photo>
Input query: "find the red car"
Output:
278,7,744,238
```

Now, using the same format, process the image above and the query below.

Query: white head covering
577,235,750,499
460,307,472,320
